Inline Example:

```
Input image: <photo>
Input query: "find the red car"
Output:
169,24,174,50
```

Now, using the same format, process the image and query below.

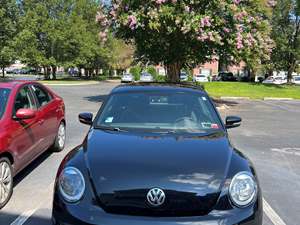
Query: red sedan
0,81,66,209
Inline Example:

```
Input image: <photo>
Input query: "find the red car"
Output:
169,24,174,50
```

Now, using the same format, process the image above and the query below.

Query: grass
201,82,300,99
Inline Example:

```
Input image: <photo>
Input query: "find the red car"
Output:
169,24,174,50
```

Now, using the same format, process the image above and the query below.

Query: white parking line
263,198,287,225
271,147,300,156
10,208,37,225
9,184,53,225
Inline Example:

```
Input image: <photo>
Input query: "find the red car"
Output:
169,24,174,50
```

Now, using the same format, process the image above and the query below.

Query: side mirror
15,109,36,120
79,112,93,125
225,116,242,129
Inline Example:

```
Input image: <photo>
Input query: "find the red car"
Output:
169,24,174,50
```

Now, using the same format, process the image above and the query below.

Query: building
155,60,246,77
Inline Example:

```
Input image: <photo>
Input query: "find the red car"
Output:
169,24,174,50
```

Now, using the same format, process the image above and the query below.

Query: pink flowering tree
98,0,274,82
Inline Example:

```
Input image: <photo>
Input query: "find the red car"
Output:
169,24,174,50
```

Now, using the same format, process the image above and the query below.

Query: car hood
84,129,232,217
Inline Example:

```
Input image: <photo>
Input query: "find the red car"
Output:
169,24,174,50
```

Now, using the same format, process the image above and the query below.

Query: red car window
31,85,52,107
13,86,36,115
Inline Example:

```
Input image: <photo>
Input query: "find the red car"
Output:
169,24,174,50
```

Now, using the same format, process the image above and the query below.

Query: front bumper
53,199,262,225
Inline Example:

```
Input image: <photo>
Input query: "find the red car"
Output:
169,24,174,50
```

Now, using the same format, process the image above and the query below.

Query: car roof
112,82,206,94
0,80,39,89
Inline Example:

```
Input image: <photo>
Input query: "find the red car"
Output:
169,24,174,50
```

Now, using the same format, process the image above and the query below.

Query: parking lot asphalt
0,82,299,225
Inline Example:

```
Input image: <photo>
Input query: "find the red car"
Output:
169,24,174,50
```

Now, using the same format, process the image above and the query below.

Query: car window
32,85,52,107
14,86,35,115
0,88,11,119
96,91,223,134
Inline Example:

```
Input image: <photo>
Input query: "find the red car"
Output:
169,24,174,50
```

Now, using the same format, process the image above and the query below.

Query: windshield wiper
98,126,128,132
154,130,177,134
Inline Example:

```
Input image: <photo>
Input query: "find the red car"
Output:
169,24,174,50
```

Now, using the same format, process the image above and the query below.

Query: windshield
96,91,223,134
295,77,300,81
0,88,11,119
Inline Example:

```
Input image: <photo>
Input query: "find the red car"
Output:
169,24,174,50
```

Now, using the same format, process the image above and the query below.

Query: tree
0,0,19,77
105,36,134,75
17,0,108,79
270,0,300,82
99,0,273,82
16,0,73,79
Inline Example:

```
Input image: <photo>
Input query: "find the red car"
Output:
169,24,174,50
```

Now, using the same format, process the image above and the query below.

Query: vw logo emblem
146,188,166,207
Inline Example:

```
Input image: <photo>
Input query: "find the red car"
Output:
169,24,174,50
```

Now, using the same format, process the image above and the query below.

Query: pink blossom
207,32,215,41
223,27,230,33
113,4,119,10
155,0,166,4
234,11,248,22
110,10,117,18
236,33,244,49
128,15,137,30
233,0,242,4
185,6,190,12
237,42,243,49
99,31,107,42
197,33,209,42
200,16,212,28
95,12,105,22
246,16,255,23
246,33,256,46
267,0,277,7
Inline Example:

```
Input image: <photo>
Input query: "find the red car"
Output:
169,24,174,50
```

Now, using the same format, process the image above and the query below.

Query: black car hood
84,129,232,217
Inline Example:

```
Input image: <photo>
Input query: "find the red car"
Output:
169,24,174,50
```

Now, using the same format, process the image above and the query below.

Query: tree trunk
250,68,257,82
287,61,296,83
2,67,5,78
43,66,49,80
268,69,273,78
218,56,228,72
166,62,181,82
51,66,57,80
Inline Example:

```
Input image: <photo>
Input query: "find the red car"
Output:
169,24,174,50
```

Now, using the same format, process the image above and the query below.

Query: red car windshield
0,88,11,119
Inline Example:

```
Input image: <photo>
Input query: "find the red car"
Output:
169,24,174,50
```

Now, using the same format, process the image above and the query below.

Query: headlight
59,167,85,203
229,171,257,207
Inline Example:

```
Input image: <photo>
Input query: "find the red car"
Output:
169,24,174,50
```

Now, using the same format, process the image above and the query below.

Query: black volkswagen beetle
52,83,262,225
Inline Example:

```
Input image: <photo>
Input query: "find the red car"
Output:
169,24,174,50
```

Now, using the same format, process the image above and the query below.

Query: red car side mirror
15,109,36,120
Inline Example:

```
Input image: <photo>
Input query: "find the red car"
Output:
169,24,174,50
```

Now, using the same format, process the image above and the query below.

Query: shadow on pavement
213,99,239,107
0,212,51,225
84,94,108,103
13,151,53,188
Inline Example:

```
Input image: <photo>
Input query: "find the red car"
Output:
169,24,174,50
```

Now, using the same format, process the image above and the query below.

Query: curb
220,97,250,100
216,105,230,110
263,97,294,101
105,80,121,83
220,97,296,101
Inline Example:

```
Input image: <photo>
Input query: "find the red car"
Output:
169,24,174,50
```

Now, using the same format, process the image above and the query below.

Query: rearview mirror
15,109,36,120
79,112,93,125
225,116,242,129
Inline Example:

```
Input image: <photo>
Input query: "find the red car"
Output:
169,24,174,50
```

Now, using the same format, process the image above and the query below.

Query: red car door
30,84,58,153
8,85,41,172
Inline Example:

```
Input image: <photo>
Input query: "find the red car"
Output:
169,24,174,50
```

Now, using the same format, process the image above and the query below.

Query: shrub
130,65,142,81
